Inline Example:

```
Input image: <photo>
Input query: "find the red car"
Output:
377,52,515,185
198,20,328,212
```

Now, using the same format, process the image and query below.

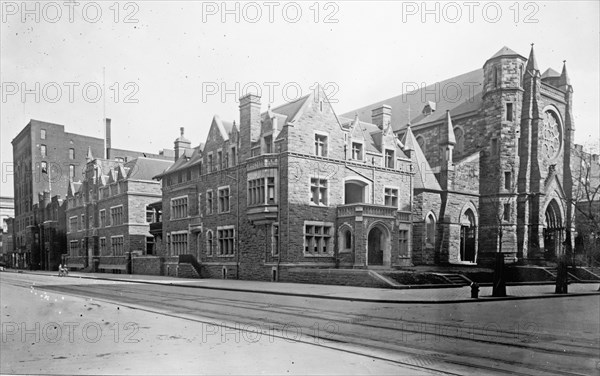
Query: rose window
541,111,561,160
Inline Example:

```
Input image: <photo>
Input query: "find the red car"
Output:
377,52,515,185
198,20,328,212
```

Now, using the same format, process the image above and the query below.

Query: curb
8,270,600,305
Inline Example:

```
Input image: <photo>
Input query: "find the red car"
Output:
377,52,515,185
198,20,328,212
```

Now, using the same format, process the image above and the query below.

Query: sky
1,0,599,198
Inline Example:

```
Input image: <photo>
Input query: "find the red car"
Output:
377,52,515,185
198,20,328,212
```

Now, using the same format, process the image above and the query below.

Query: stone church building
153,45,580,280
346,45,576,266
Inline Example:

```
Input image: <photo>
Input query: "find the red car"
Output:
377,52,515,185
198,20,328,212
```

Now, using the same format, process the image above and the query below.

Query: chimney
239,93,262,161
174,127,191,160
105,118,112,159
371,105,392,129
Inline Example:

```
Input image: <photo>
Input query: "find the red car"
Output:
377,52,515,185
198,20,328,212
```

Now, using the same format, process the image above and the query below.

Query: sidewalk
8,269,600,304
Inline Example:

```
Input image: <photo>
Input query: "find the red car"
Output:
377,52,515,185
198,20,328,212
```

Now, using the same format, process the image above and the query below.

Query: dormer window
351,142,363,160
422,101,436,116
385,149,394,168
264,135,273,153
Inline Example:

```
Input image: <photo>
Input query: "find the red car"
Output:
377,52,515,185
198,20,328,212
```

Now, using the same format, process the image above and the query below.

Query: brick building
11,118,174,269
64,151,172,272
155,88,414,281
345,45,580,265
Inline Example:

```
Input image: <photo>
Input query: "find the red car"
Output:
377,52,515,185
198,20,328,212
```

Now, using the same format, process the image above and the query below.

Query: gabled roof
402,127,441,191
154,144,202,179
268,94,311,125
124,157,174,181
342,69,484,133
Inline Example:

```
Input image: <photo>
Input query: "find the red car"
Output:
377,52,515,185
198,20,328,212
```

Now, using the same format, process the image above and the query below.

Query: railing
337,204,412,221
179,254,202,276
149,222,162,234
246,154,279,171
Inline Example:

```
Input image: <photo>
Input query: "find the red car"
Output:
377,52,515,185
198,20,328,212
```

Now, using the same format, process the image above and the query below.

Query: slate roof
341,68,484,133
124,157,173,181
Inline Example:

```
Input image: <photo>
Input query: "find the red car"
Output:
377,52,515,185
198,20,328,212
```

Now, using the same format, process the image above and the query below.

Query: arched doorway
544,200,563,260
367,224,391,267
368,227,383,265
460,209,477,262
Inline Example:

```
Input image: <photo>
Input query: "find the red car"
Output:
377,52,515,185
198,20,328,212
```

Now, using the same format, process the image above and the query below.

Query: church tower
479,46,528,263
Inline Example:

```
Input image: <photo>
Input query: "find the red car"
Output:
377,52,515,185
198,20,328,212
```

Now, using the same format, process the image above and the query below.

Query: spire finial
180,127,184,136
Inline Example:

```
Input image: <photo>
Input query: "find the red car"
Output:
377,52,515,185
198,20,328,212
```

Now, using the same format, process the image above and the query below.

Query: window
69,216,77,233
40,129,46,139
504,172,512,190
69,165,75,180
272,224,279,256
267,177,275,203
230,147,236,167
506,103,514,122
217,150,222,171
146,236,154,255
171,232,188,255
89,215,93,229
198,193,202,217
385,149,394,168
207,153,213,173
426,213,436,246
218,227,235,255
264,135,273,153
352,142,363,160
186,169,192,181
399,230,409,256
491,138,498,155
69,240,79,256
40,145,47,157
304,222,333,256
314,134,328,157
310,178,327,205
206,230,214,256
69,148,75,160
454,127,465,154
178,172,183,184
41,161,48,174
111,236,124,256
110,206,124,226
218,187,230,213
100,238,107,254
248,178,265,206
503,203,511,221
206,190,213,214
171,196,188,219
146,206,154,223
342,228,352,250
384,188,398,207
100,210,106,227
80,214,85,230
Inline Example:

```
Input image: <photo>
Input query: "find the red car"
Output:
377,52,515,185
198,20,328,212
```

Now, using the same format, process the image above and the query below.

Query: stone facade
156,87,414,281
64,153,172,271
346,45,584,267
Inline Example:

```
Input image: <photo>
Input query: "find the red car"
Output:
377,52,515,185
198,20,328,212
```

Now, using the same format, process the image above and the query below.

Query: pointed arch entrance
543,199,563,260
367,223,391,267
460,209,477,263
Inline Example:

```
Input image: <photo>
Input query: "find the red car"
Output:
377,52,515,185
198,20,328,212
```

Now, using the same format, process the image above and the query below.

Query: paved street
1,271,599,375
